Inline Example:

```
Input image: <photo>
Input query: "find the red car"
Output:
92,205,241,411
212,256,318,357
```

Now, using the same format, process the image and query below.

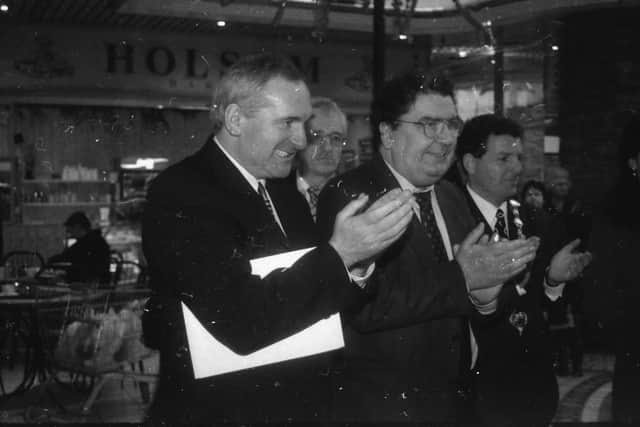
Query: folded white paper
182,246,344,379
249,247,315,279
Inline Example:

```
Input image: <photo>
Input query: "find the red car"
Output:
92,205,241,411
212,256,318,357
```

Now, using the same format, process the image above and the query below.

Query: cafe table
0,280,146,400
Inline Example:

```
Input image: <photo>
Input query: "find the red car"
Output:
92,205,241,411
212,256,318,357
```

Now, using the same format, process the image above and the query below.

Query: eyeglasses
308,129,349,148
395,116,463,139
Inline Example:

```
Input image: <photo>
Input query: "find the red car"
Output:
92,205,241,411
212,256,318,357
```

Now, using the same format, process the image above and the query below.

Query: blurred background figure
544,166,589,378
296,97,348,221
545,165,591,245
521,180,547,211
48,211,110,284
585,113,640,424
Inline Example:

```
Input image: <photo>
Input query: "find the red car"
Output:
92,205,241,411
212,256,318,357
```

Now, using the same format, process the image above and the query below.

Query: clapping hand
329,189,414,268
547,239,593,283
454,223,540,292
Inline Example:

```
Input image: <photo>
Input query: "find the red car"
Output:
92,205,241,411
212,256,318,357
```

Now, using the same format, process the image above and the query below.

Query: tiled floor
1,353,615,424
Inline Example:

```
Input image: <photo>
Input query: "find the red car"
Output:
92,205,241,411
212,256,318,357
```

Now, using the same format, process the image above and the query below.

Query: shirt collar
466,184,508,226
214,136,261,193
383,159,434,194
296,171,311,194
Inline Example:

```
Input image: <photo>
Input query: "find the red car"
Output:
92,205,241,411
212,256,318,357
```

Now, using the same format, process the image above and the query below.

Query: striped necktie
307,185,321,221
495,208,508,239
258,182,277,224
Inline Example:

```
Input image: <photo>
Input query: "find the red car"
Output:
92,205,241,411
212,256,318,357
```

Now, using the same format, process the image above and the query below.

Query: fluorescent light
121,157,169,170
216,20,226,27
0,4,8,13
398,34,408,41
551,45,559,51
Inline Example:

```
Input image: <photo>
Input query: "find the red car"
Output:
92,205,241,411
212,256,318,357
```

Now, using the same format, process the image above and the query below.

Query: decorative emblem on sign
14,35,74,79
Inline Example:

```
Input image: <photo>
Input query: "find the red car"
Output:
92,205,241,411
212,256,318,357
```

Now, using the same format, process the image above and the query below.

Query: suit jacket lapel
463,188,493,236
194,137,288,253
436,183,469,246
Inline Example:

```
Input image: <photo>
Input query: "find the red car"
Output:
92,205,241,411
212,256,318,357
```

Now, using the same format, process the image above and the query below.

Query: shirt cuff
544,281,566,301
348,262,376,289
469,295,498,315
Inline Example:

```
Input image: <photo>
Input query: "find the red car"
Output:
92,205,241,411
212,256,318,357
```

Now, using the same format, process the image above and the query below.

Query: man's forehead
309,109,346,131
409,93,457,118
487,134,522,151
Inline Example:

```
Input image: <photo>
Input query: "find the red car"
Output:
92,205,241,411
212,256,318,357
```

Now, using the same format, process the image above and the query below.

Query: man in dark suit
316,72,541,424
455,114,592,427
141,53,415,425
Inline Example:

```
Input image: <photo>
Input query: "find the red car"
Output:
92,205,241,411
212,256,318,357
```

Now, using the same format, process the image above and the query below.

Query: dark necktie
416,192,471,387
415,191,448,264
495,208,508,239
307,185,321,221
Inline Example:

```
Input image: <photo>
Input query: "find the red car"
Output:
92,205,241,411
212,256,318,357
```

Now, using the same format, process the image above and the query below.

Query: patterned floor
0,353,615,424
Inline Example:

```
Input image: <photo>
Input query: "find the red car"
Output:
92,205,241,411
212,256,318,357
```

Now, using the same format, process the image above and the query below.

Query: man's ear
462,153,476,176
379,122,394,149
224,104,243,137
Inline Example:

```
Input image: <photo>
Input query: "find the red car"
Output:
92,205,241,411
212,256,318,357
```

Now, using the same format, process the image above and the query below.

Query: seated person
48,211,110,284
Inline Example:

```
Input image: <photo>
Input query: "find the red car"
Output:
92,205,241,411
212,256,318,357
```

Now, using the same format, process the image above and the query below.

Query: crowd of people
139,52,636,425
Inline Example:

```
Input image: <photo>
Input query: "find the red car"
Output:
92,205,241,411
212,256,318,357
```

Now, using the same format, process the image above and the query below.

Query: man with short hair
142,53,414,424
48,211,110,284
456,113,592,427
316,72,540,424
296,97,348,221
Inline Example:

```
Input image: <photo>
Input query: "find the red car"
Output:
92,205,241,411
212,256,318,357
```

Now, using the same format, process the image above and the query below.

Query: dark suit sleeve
143,190,355,356
317,179,471,333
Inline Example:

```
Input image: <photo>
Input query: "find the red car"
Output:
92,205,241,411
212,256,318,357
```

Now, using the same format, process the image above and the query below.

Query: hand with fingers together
329,188,415,269
546,238,593,285
454,223,540,293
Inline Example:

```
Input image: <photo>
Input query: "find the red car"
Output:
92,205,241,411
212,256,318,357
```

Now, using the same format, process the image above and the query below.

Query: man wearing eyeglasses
316,72,540,423
296,97,348,221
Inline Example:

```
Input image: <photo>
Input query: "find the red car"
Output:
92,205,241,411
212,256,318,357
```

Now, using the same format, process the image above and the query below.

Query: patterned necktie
258,182,278,223
307,185,321,221
495,208,508,239
415,191,448,264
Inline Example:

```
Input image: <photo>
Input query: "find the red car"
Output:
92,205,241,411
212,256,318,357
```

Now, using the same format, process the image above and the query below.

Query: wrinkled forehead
261,77,312,117
407,93,457,119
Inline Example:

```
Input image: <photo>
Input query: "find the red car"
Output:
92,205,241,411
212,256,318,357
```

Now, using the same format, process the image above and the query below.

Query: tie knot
494,208,508,239
308,185,321,198
414,191,432,208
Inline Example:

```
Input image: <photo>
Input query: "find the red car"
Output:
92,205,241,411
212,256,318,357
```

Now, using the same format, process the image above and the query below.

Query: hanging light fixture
272,0,288,27
311,0,330,42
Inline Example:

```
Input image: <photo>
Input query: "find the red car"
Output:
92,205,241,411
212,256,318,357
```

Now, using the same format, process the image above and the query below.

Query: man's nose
292,123,308,149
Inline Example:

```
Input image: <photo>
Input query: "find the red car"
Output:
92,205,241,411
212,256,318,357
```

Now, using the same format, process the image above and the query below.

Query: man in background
296,97,348,221
456,114,592,426
48,211,110,284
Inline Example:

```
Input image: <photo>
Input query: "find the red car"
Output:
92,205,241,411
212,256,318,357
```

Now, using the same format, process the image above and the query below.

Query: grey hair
310,97,348,131
210,53,305,133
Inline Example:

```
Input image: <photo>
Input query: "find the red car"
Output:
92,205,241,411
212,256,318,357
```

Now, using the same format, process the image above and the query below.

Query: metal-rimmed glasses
307,129,349,148
395,116,463,139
